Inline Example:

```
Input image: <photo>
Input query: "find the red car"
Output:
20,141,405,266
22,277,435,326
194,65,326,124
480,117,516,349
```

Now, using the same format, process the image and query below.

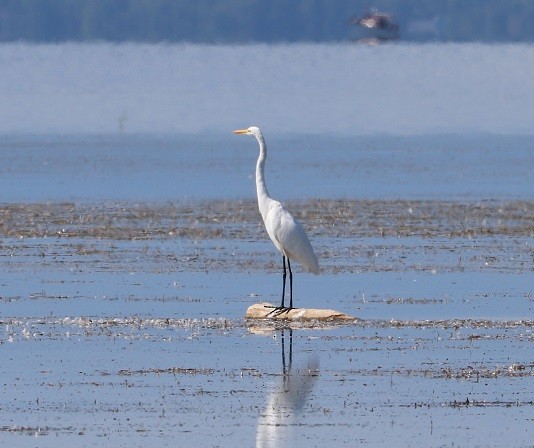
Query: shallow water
1,42,534,135
0,134,532,202
0,41,533,447
1,200,532,447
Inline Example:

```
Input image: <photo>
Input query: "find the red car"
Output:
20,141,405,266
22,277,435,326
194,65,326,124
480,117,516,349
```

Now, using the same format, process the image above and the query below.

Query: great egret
233,126,319,311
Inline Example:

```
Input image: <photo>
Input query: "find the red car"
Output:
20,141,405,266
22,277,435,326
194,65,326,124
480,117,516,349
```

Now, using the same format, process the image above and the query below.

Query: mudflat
1,199,532,447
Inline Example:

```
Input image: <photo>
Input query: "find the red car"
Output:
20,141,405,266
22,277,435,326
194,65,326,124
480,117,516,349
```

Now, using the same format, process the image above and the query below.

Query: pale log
246,302,355,321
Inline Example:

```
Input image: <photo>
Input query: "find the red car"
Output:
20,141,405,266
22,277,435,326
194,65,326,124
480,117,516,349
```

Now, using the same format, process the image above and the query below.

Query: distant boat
351,9,400,42
353,10,399,31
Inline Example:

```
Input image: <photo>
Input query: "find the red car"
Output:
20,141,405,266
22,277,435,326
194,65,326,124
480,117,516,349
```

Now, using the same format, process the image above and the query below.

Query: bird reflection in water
256,329,320,448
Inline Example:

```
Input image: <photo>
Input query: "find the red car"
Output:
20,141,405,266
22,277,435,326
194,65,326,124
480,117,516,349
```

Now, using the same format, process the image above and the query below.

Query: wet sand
1,199,533,447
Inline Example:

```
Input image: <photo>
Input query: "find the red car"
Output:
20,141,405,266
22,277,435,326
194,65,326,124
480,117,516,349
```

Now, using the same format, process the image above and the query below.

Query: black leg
288,257,293,309
281,255,287,309
265,255,292,315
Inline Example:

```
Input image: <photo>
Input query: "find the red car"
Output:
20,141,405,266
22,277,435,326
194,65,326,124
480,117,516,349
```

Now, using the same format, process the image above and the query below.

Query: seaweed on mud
371,318,534,330
0,200,532,240
1,200,531,276
1,316,532,342
335,363,534,381
449,398,534,408
0,425,75,436
118,367,214,376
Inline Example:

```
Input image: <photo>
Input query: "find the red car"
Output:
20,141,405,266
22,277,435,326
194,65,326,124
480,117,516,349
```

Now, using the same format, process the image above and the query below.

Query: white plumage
233,126,319,310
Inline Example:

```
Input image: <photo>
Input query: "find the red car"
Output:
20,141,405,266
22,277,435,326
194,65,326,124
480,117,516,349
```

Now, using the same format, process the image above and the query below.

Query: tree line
0,0,533,43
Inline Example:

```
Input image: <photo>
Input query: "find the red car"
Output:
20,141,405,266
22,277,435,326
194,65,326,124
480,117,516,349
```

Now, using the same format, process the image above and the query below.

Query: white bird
233,126,319,311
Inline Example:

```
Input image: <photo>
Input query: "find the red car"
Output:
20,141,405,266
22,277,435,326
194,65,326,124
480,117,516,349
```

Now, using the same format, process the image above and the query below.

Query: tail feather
307,254,320,275
293,246,319,275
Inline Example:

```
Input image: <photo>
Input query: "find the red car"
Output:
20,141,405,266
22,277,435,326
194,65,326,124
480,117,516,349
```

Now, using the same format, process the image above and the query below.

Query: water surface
0,42,532,447
1,42,533,135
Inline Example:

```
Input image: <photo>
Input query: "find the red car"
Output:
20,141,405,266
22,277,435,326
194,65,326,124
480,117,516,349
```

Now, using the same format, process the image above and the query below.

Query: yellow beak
233,129,249,135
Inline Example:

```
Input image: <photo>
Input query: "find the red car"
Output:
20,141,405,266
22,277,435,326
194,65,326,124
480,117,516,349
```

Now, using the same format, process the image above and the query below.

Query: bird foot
264,305,293,316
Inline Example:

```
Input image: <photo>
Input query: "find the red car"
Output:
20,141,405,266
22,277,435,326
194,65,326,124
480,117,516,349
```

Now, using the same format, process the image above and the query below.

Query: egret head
233,126,262,139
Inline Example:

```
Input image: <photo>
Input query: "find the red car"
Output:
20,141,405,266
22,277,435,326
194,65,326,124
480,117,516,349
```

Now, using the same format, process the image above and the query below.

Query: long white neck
255,133,271,218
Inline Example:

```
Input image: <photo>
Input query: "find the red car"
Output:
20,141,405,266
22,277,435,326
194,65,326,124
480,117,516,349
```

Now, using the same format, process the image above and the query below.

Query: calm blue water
0,43,532,448
0,133,532,202
0,43,532,202
1,42,533,136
